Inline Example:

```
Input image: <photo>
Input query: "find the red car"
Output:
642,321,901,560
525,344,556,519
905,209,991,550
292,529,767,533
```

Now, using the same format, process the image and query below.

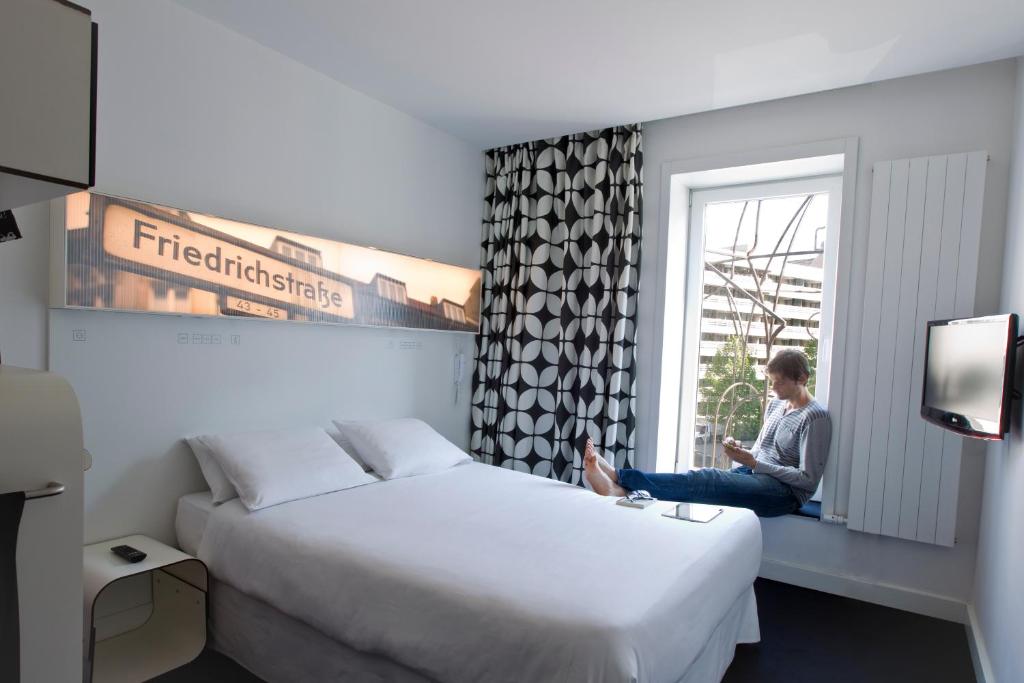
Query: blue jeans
617,466,800,518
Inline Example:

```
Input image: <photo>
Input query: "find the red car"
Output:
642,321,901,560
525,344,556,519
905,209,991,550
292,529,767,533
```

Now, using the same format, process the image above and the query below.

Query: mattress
191,462,763,682
175,491,215,557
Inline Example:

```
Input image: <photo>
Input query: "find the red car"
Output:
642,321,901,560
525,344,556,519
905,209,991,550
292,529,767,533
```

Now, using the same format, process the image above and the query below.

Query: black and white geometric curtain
470,125,643,484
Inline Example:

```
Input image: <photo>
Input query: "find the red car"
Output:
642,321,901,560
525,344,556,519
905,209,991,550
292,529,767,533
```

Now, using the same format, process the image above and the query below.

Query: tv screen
922,313,1018,439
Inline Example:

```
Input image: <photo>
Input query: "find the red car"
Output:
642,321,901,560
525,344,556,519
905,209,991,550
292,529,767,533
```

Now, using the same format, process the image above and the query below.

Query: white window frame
678,175,844,477
642,139,859,524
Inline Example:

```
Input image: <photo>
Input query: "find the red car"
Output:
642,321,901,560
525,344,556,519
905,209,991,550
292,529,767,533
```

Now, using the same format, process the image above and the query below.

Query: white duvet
197,462,762,683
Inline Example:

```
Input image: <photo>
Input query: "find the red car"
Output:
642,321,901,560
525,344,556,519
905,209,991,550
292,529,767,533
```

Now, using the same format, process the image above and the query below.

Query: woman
585,348,831,517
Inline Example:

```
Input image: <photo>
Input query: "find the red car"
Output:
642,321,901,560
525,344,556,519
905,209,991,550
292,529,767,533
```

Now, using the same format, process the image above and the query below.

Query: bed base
207,578,759,683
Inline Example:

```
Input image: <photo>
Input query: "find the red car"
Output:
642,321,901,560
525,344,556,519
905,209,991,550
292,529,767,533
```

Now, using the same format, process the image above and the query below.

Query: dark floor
152,578,976,682
722,579,975,683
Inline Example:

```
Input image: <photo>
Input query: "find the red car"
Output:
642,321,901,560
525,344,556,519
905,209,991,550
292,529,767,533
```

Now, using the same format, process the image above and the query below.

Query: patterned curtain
470,124,643,483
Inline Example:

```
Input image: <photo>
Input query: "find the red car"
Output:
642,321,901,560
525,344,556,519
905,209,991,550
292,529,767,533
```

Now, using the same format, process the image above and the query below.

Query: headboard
50,307,472,545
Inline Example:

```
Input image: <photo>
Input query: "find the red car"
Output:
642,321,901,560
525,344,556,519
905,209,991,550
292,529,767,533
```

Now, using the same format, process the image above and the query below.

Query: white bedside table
83,535,208,683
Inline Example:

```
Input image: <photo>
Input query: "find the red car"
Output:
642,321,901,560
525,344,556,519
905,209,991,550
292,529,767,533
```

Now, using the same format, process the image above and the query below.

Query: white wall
0,201,49,369
972,56,1024,682
638,60,1017,610
0,0,482,544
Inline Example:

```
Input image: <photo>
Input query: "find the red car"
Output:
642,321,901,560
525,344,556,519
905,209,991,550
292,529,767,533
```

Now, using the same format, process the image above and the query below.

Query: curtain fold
471,124,643,483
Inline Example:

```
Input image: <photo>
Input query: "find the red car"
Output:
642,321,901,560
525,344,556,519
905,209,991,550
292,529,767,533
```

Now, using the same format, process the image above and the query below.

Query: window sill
792,500,822,520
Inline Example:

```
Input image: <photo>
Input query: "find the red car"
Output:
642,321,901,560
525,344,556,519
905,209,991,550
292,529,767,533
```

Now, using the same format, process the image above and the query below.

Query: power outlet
230,335,241,345
177,333,189,344
72,329,86,342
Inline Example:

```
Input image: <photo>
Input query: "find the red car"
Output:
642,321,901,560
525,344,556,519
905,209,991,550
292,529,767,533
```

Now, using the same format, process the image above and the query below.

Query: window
679,175,842,473
377,278,408,304
443,301,466,322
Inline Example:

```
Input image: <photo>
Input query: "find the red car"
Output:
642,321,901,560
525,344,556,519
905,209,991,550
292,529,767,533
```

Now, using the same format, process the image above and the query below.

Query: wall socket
72,329,86,342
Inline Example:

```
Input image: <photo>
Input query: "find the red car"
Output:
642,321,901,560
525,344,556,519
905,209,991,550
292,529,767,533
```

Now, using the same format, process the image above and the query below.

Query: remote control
110,544,147,563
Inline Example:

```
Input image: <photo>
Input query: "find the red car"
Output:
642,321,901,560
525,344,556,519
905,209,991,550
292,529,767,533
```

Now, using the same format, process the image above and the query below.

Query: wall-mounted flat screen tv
921,313,1018,440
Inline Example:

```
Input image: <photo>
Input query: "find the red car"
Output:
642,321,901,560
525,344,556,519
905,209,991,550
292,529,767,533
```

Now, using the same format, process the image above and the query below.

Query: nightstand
83,535,208,683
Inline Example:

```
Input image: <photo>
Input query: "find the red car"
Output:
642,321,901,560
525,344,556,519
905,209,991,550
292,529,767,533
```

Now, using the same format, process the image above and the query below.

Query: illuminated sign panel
102,206,355,319
61,192,481,332
225,296,286,320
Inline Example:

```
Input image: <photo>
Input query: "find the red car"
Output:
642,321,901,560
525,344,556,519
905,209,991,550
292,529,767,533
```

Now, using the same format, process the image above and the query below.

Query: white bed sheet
196,462,762,683
175,491,215,557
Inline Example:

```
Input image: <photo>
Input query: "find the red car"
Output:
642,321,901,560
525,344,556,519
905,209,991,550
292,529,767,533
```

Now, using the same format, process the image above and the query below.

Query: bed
176,462,762,682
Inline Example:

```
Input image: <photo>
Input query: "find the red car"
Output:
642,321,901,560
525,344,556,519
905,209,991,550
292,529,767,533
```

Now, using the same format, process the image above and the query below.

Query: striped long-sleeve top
749,398,832,505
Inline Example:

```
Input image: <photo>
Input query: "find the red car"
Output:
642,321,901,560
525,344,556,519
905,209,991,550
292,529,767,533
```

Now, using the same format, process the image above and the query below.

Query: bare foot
584,439,626,497
585,438,618,482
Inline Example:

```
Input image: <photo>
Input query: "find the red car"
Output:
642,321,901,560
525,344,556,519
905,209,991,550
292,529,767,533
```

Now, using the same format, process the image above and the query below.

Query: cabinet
83,535,208,683
0,366,84,682
0,0,96,210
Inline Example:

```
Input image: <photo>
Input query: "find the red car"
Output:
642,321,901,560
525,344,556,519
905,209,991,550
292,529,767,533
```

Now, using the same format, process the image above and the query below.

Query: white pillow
333,418,472,479
186,437,238,504
201,427,377,511
325,424,372,471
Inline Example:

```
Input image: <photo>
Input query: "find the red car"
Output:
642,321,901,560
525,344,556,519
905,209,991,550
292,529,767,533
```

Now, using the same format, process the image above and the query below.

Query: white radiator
846,151,987,546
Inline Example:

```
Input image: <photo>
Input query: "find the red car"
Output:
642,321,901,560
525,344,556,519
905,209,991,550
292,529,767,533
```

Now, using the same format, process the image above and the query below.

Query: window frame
678,175,843,490
642,139,859,525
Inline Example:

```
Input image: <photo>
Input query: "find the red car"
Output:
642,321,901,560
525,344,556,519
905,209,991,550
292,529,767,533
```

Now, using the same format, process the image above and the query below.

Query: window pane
693,192,828,470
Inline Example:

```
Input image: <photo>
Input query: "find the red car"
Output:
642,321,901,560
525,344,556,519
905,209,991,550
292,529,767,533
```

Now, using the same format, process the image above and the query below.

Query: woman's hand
722,437,756,468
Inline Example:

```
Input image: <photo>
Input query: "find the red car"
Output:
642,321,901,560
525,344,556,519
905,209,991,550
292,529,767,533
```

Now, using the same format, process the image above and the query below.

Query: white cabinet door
0,367,84,682
0,0,95,208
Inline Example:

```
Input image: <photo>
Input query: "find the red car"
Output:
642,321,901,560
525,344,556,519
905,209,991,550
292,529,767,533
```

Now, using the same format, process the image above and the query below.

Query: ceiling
171,0,1024,149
